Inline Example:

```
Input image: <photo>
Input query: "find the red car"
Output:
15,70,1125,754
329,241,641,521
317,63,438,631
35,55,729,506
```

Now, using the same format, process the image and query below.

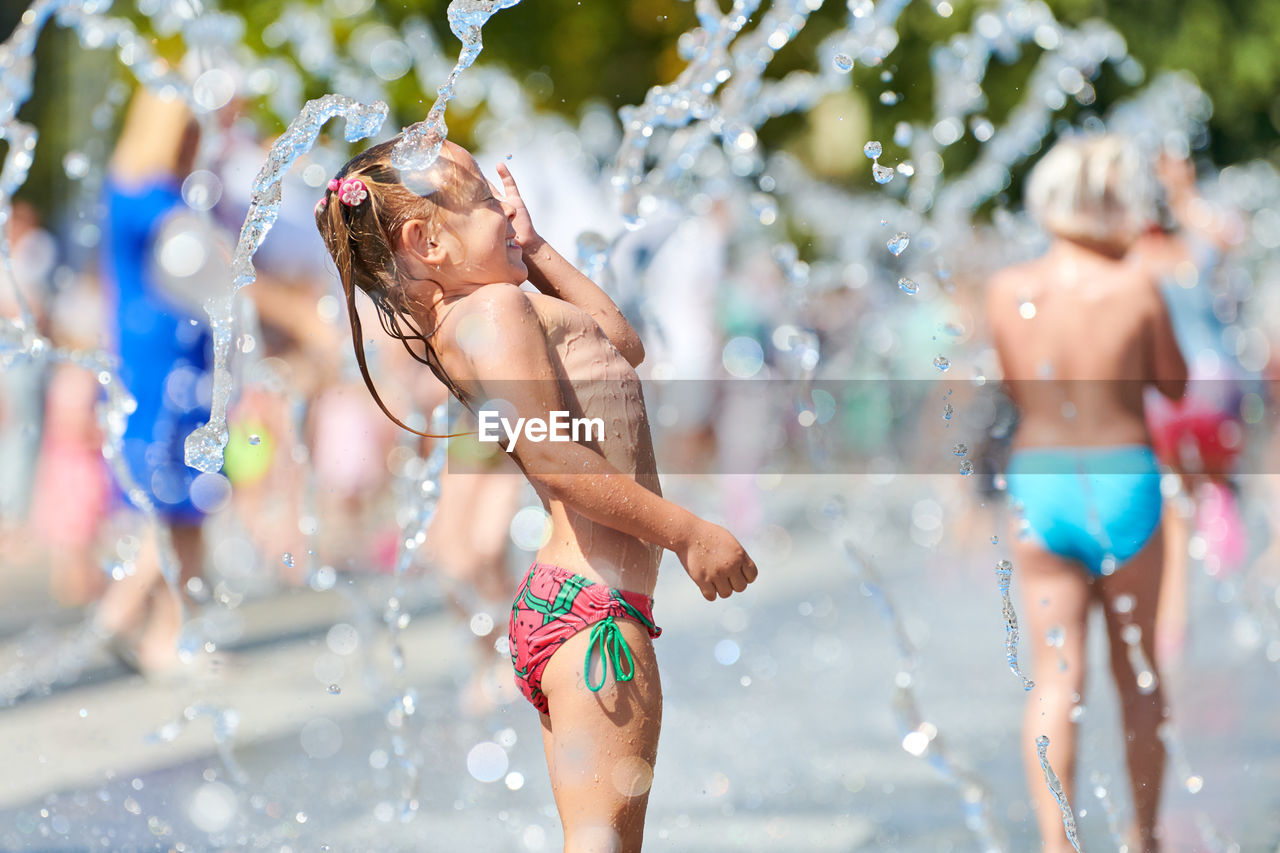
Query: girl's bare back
988,242,1184,449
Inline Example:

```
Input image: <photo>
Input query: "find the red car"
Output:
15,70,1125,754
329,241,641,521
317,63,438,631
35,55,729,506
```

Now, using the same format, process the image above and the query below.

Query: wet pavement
1,478,1277,852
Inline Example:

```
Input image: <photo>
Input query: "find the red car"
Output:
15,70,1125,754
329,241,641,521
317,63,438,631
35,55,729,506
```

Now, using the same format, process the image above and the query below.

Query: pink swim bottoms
508,563,661,714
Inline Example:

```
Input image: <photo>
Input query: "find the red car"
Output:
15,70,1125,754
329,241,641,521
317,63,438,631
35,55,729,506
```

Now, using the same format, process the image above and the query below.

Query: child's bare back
988,241,1186,450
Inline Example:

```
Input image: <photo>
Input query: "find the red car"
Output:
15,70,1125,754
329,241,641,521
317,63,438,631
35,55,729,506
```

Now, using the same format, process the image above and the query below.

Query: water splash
1089,771,1129,852
374,404,449,822
995,560,1034,691
843,540,1007,852
1119,623,1158,695
184,94,388,474
887,232,909,256
897,276,918,295
1157,721,1203,795
1035,734,1081,852
148,703,248,785
390,0,523,173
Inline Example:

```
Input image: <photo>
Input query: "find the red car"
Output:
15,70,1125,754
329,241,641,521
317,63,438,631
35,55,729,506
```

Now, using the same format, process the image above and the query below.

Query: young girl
987,135,1187,852
315,138,758,850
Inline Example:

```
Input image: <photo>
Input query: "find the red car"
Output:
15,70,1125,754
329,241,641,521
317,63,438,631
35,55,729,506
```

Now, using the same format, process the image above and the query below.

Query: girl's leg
1014,538,1091,853
1096,533,1167,853
539,621,662,853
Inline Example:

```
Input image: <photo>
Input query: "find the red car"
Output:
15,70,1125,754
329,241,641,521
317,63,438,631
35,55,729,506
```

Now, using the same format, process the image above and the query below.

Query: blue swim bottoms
1005,445,1163,576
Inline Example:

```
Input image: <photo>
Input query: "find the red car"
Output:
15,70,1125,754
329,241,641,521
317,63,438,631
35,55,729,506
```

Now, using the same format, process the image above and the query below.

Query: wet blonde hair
1025,134,1155,250
315,137,466,435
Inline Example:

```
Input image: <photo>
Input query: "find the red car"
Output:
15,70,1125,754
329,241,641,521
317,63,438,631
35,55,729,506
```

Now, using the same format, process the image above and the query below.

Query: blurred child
987,135,1187,852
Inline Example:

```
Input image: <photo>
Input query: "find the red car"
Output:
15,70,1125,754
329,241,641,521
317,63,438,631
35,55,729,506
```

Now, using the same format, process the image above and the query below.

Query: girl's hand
676,520,759,601
494,162,541,254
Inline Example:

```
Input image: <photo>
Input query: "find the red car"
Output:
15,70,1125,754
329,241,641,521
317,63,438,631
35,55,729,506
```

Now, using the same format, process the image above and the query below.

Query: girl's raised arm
495,163,645,366
452,283,753,600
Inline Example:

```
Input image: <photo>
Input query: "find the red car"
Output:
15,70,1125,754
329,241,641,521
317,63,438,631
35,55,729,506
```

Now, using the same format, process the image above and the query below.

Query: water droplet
1046,626,1065,648
749,192,778,225
62,151,90,180
713,639,740,665
933,355,951,372
893,121,913,147
952,443,969,457
990,535,999,545
327,683,341,695
469,612,495,636
833,53,854,73
959,460,974,475
466,742,509,783
872,163,895,184
863,140,883,160
1019,301,1037,319
282,553,295,568
887,232,909,255
879,90,901,105
943,402,954,421
897,277,918,295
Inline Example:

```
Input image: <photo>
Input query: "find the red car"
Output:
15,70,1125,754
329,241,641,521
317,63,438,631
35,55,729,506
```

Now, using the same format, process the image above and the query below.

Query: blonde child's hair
1025,134,1155,250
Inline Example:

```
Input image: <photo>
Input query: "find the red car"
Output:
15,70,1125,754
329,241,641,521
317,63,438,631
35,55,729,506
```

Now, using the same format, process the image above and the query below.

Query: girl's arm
496,163,645,367
453,284,754,600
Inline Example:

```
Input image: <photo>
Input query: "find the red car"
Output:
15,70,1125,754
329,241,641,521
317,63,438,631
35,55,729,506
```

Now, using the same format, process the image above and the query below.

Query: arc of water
610,0,760,226
932,18,1133,222
1035,734,1082,851
995,559,1035,690
390,0,523,173
842,538,1008,852
183,93,388,474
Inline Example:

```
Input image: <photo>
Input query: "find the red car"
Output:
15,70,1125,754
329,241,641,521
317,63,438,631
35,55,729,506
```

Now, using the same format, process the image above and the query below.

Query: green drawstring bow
584,616,636,692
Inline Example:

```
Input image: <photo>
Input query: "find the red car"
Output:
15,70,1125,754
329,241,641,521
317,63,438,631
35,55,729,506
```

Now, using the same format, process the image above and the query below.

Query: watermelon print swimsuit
509,563,662,714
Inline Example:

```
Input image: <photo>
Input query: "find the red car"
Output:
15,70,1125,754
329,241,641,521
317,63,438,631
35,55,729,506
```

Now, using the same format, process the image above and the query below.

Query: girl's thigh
539,620,662,847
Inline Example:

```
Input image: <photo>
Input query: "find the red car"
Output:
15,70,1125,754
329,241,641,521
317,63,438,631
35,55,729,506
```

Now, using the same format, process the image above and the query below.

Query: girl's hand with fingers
495,162,541,253
676,520,759,601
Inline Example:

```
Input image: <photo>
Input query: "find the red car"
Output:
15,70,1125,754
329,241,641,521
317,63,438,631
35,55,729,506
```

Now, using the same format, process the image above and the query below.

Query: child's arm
109,89,193,183
1146,277,1188,401
495,163,645,367
455,284,755,600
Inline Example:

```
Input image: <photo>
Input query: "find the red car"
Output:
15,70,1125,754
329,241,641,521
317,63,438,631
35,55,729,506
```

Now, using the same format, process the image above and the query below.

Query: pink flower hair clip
338,178,369,207
327,178,341,192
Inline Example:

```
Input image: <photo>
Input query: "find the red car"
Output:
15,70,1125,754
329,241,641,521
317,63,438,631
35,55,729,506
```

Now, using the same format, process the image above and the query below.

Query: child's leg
1155,487,1190,665
1014,539,1091,853
538,620,662,853
1097,534,1167,853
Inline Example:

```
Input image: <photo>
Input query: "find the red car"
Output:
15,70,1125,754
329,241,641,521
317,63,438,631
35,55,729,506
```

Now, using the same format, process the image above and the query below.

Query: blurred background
0,0,1278,850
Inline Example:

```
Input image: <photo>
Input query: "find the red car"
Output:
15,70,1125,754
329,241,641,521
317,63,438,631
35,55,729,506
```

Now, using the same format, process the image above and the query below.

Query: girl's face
428,144,526,288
